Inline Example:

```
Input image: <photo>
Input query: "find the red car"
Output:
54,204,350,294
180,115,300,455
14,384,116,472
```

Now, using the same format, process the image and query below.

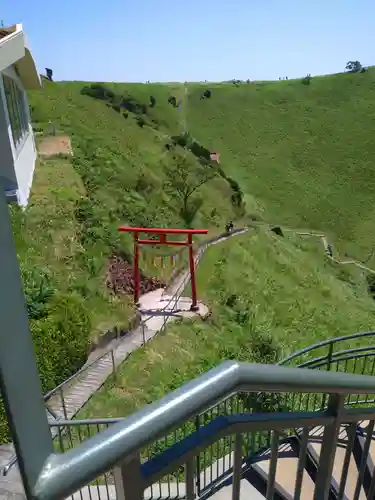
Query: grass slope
186,70,375,261
3,80,242,442
80,228,375,418
19,70,375,420
11,156,132,341
25,81,239,341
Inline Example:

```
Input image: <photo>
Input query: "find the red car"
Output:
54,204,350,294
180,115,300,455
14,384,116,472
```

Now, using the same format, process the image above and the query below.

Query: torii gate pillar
118,227,208,310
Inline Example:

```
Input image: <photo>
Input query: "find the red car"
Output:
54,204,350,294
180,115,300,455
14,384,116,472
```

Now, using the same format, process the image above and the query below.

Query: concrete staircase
208,420,374,499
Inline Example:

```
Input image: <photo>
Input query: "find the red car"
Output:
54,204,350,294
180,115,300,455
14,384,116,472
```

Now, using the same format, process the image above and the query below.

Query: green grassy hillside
80,228,375,419
5,69,375,428
185,70,375,261
25,80,241,342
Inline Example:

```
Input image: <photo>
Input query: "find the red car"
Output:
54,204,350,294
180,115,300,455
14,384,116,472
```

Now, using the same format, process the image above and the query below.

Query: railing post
111,349,116,380
113,452,143,500
232,433,242,500
327,342,334,372
195,415,201,496
186,457,195,500
60,387,68,419
141,321,145,345
314,393,344,500
321,343,334,409
266,430,279,500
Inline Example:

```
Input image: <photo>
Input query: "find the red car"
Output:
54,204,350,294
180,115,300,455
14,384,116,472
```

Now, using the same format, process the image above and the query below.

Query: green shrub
21,266,55,320
168,95,177,108
366,274,375,298
217,167,244,208
189,140,211,161
171,132,190,148
121,96,147,115
31,293,90,391
136,117,146,128
81,83,115,101
0,293,90,443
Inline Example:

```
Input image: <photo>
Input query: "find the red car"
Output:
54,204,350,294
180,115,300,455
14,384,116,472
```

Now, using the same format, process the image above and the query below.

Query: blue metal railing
16,361,375,500
37,330,375,500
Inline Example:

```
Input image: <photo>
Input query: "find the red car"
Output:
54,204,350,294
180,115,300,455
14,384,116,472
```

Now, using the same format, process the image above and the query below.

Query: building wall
0,65,36,206
12,126,36,206
0,74,17,192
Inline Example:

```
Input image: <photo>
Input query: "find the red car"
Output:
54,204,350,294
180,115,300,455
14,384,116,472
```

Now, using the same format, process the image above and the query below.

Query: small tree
165,154,216,226
302,74,312,85
346,60,362,73
168,95,177,108
366,274,375,299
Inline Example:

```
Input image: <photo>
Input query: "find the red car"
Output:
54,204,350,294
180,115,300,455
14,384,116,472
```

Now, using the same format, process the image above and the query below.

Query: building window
2,75,29,151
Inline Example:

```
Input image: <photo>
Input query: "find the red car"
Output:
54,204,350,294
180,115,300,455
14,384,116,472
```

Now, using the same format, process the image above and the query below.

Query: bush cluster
81,83,148,117
302,74,312,85
168,95,177,108
0,284,90,443
169,132,245,211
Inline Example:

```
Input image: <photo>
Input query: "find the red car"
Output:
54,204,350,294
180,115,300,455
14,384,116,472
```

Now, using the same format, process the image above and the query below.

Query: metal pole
188,234,198,311
185,458,195,500
322,342,335,409
0,186,53,497
195,415,201,496
113,452,143,500
134,232,140,306
141,321,145,345
232,434,242,500
314,394,344,500
60,387,68,420
111,349,116,380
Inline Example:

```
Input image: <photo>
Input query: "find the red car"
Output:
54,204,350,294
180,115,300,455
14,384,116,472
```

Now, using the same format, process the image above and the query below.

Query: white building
0,24,41,206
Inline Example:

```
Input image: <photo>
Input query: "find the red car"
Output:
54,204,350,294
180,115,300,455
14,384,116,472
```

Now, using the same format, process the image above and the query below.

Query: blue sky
3,0,375,82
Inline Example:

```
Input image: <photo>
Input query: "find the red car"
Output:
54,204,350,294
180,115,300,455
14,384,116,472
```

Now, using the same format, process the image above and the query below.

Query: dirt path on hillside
253,221,375,275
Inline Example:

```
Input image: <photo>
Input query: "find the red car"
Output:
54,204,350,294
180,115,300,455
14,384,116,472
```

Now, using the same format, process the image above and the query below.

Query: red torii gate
118,226,208,310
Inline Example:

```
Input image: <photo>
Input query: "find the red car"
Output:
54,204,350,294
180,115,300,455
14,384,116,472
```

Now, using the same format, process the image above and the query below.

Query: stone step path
41,231,253,421
44,294,210,420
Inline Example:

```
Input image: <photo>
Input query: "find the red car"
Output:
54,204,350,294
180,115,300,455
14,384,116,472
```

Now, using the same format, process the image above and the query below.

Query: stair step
254,442,316,499
210,478,265,499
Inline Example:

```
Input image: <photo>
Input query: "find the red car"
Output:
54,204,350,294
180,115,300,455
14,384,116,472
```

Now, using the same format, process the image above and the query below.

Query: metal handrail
279,330,375,366
32,361,375,499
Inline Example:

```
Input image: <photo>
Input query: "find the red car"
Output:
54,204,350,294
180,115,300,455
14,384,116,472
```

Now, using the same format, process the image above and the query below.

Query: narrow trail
251,220,375,275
